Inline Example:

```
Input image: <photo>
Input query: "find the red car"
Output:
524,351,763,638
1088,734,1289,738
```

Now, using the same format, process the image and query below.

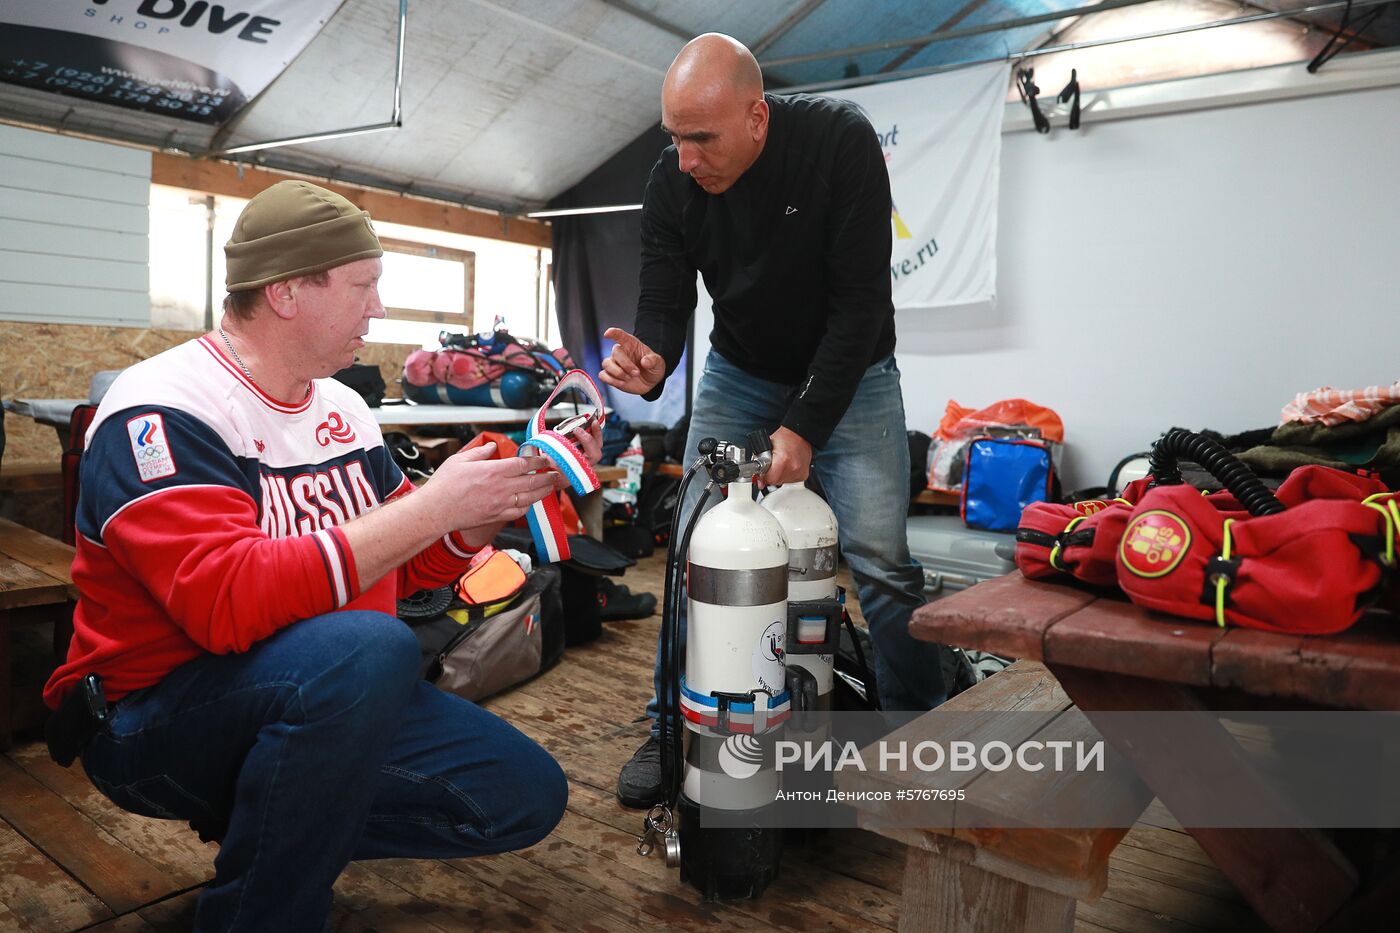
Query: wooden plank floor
0,552,1265,932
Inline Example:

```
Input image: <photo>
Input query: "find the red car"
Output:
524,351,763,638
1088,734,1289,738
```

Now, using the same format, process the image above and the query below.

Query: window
377,237,474,325
368,218,554,349
149,185,213,330
148,184,557,351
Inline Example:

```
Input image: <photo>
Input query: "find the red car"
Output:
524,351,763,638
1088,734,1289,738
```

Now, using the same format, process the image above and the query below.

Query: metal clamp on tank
783,599,838,718
709,687,778,734
784,600,842,656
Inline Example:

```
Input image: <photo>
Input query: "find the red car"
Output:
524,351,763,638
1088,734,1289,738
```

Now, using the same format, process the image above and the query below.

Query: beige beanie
224,180,383,292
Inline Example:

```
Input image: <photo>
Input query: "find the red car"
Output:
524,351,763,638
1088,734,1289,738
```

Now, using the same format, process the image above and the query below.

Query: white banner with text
832,62,1007,318
0,0,345,123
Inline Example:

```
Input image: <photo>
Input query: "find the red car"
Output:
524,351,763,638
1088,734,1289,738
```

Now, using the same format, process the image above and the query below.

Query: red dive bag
1015,478,1161,586
1018,430,1395,636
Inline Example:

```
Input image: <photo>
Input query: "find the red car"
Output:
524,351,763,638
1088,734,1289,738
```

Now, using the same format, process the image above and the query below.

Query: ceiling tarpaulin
0,0,344,125
829,62,1007,330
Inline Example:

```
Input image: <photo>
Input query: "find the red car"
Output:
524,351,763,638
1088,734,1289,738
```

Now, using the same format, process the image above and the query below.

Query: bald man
604,34,947,809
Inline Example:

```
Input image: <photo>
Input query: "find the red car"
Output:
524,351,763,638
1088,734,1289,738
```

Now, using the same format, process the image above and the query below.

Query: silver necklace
218,327,254,380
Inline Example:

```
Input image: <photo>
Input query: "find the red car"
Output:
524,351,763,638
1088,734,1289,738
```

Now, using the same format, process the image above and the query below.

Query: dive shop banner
0,0,345,124
830,61,1006,316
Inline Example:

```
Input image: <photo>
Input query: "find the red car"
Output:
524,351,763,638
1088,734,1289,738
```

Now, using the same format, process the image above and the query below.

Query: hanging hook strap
1307,1,1389,74
1058,68,1081,130
1017,67,1050,134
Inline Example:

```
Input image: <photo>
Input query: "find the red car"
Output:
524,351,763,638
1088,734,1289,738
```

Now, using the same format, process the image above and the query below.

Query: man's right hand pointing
599,327,666,396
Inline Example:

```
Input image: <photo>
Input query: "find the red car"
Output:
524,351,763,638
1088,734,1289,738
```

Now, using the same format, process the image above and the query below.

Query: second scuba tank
761,484,840,718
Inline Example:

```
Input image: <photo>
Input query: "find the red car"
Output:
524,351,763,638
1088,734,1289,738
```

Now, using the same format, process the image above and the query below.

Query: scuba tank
639,433,852,901
761,484,841,724
676,433,790,901
642,432,790,901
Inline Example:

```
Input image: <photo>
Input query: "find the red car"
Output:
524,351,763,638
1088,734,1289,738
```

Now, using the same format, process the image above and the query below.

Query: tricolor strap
680,676,791,734
519,369,607,563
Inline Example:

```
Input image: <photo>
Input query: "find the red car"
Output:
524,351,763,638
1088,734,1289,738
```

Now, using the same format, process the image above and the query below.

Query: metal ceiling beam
207,0,407,157
221,150,530,215
775,0,1398,92
878,0,995,73
1246,0,1391,47
0,103,534,215
152,152,551,244
596,0,821,86
210,0,361,151
527,203,641,218
760,0,1163,68
752,0,830,55
596,0,693,41
464,0,665,75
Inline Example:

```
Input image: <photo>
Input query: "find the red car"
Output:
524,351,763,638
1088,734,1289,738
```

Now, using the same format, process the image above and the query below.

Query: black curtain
549,128,684,424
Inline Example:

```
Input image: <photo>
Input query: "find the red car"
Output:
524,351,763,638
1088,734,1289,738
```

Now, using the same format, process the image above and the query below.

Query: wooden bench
837,660,1153,932
0,517,77,749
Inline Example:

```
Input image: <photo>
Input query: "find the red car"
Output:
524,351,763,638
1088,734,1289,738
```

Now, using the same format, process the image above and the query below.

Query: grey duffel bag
403,563,564,703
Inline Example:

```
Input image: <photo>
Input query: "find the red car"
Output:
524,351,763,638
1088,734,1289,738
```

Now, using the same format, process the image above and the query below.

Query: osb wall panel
1,322,415,466
1,322,188,465
352,343,413,401
2,488,62,540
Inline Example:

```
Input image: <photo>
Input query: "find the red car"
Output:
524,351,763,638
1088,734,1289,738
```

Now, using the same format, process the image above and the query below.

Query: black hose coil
1147,429,1284,517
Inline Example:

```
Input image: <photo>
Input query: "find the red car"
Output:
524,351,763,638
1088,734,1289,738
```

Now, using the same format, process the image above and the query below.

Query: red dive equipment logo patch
1119,510,1191,578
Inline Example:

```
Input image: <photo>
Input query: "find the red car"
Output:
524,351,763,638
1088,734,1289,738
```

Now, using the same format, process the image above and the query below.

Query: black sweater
633,93,896,449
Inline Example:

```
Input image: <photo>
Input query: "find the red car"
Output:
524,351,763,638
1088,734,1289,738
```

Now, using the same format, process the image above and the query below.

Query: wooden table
0,518,77,749
913,572,1400,933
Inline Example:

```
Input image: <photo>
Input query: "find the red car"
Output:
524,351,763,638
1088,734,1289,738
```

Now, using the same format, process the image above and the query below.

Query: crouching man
44,180,596,931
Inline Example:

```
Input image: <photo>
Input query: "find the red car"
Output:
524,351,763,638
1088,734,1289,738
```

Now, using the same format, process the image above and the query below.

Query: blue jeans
80,611,567,932
647,351,946,733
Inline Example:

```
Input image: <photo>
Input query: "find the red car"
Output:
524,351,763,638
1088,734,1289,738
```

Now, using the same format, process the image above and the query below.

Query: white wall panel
0,218,146,264
1,157,148,209
896,82,1400,490
681,67,1400,491
0,187,148,234
1,282,146,324
0,123,148,174
0,124,150,326
0,252,147,293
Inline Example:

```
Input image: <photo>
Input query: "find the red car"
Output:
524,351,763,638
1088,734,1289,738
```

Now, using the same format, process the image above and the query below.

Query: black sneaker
597,578,658,621
188,815,227,845
616,735,661,809
382,431,433,484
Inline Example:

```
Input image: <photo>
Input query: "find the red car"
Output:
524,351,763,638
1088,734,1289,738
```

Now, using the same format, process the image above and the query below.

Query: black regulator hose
842,609,880,711
658,455,706,806
1147,429,1284,517
662,478,714,806
660,440,724,801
